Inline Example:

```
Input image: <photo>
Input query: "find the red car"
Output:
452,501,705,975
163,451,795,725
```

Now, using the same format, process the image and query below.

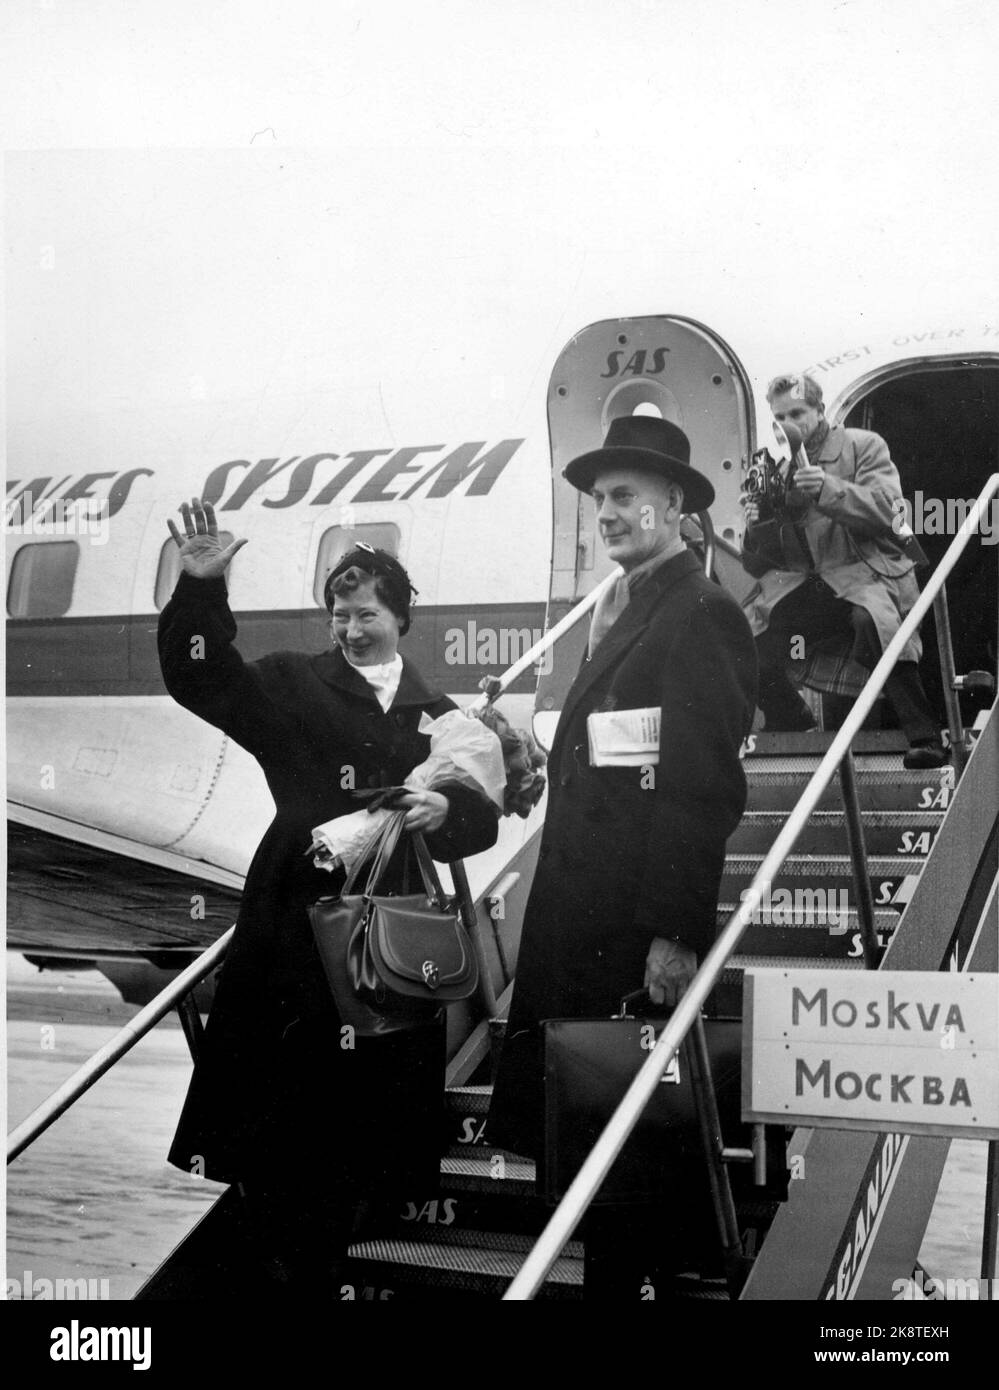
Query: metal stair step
443,1086,495,1147
744,767,953,813
721,857,924,910
743,731,909,758
730,810,943,855
670,1272,732,1300
345,1229,583,1298
715,904,899,961
716,903,899,927
735,922,893,961
724,852,924,879
440,1153,536,1197
444,1137,528,1160
445,1084,492,1114
744,752,928,774
724,954,866,974
353,1224,583,1259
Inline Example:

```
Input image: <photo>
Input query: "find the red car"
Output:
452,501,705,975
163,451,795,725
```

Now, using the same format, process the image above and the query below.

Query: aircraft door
535,315,755,742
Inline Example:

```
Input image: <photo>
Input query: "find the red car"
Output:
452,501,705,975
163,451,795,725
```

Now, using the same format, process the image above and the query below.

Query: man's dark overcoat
159,572,498,1190
488,549,757,1160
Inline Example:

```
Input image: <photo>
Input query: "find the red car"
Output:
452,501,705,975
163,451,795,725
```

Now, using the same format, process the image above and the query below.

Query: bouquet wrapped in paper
474,697,547,819
311,708,503,873
310,700,547,872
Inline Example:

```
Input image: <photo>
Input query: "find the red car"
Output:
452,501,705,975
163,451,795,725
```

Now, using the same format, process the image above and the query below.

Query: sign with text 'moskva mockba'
742,968,999,1140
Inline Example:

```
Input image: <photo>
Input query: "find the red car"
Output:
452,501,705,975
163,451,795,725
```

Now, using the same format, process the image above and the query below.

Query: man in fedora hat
488,414,757,1297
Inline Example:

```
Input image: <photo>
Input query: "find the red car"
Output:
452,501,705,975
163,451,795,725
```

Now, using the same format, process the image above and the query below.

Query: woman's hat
323,543,418,633
562,415,715,512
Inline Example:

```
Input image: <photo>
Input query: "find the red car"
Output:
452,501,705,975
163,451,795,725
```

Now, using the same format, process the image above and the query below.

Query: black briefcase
541,998,780,1208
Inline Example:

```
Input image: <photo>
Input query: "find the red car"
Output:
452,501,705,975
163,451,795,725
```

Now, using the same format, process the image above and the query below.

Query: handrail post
686,1016,746,1294
7,928,233,1164
695,508,716,580
451,859,498,1017
837,748,881,969
176,992,206,1063
983,1139,999,1295
932,582,969,776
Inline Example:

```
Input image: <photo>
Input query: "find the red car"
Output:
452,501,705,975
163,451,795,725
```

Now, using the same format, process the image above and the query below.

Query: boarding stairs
119,700,992,1302
10,473,998,1303
339,728,971,1300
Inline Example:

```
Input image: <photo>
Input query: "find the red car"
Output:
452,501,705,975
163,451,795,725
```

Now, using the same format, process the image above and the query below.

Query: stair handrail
503,469,999,1299
7,578,637,1162
7,928,234,1164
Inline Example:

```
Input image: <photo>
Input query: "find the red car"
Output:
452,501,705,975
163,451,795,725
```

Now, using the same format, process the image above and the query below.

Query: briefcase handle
615,989,672,1020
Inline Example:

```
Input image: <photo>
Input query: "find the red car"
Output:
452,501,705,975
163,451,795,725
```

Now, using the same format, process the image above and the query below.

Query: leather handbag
308,810,479,1037
541,993,788,1207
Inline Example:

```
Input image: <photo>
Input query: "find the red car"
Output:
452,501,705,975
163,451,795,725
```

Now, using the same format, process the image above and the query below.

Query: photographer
740,372,944,768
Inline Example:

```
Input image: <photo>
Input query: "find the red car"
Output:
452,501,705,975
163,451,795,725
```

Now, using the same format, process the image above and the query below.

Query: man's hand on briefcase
644,937,697,1008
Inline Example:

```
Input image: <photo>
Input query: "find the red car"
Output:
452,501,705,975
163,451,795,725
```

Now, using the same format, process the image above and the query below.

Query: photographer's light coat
741,425,923,664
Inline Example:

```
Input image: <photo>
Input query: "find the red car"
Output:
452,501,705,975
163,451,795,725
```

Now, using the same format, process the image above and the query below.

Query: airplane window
313,523,402,607
6,541,80,618
154,532,236,610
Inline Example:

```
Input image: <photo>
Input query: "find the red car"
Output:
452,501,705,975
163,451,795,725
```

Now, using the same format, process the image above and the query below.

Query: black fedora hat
563,415,715,512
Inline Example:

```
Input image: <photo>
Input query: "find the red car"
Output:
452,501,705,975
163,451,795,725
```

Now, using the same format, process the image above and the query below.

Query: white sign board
743,968,999,1139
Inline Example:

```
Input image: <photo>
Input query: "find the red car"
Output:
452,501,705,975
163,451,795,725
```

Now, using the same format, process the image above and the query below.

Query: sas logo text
600,347,671,378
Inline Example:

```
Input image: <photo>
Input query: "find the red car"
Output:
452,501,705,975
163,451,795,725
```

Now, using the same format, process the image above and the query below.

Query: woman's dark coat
158,573,498,1191
488,549,757,1160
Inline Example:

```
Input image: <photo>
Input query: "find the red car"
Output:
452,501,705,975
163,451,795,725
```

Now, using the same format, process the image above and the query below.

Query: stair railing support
837,748,881,969
932,582,969,777
176,992,206,1063
983,1139,999,1296
8,927,233,1164
451,859,498,1018
685,1015,747,1295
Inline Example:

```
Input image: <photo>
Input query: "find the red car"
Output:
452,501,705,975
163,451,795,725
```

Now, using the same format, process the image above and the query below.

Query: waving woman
158,499,498,1291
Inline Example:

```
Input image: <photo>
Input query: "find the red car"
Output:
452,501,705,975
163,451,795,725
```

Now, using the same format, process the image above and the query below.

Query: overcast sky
4,0,998,467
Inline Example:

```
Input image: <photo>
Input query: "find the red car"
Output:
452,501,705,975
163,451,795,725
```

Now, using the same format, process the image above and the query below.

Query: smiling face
591,466,683,570
330,577,402,665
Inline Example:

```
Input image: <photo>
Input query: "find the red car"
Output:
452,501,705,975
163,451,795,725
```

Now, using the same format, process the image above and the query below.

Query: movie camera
742,419,804,521
742,446,798,521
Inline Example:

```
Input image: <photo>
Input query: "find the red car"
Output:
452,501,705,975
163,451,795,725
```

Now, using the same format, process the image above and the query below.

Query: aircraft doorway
842,363,999,725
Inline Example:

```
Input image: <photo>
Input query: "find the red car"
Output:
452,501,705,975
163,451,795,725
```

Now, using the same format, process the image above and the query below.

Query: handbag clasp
422,960,440,989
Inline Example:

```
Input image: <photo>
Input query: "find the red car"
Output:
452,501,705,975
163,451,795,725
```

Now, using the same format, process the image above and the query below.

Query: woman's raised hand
167,499,248,579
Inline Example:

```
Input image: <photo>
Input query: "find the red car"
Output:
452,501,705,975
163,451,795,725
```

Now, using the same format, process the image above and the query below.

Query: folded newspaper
586,707,661,767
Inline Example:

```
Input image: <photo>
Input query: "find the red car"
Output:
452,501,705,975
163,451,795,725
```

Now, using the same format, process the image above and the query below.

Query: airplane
6,152,999,1308
7,303,999,1008
4,0,997,1031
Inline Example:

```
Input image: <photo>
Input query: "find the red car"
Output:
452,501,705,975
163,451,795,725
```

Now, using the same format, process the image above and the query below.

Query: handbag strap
342,812,453,912
410,831,447,908
341,811,407,895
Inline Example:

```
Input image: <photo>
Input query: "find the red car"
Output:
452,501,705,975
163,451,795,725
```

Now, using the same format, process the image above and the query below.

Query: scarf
587,538,686,658
348,653,403,711
805,418,831,462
